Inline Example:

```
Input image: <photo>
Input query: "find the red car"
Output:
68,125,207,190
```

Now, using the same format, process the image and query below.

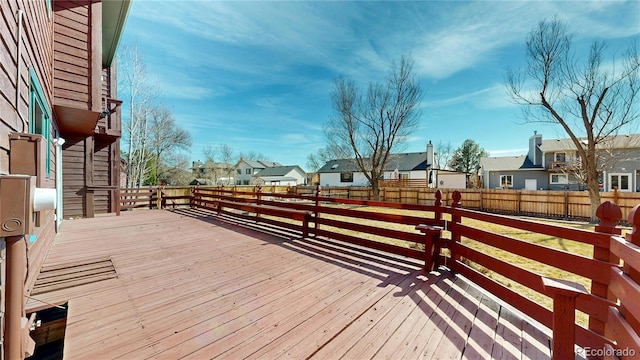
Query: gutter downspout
55,138,66,230
16,9,27,133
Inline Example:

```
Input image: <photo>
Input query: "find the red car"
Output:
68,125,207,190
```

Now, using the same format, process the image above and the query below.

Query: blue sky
118,1,640,171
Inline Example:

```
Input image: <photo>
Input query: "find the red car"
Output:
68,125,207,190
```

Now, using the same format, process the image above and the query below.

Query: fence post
479,189,483,211
591,201,622,336
564,191,569,220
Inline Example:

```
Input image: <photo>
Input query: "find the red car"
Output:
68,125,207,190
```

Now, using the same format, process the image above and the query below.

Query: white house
317,143,435,187
235,159,281,185
254,166,307,186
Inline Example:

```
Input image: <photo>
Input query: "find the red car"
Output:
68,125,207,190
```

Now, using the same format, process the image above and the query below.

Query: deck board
26,208,552,359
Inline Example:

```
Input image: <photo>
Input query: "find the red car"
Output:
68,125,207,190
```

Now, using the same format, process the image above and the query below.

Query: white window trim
499,174,513,188
608,173,632,192
550,173,569,184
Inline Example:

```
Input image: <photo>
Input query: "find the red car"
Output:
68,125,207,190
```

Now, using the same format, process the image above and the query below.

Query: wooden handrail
122,185,640,358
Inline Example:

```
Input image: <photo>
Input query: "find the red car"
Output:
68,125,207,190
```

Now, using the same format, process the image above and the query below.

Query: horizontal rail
119,185,640,357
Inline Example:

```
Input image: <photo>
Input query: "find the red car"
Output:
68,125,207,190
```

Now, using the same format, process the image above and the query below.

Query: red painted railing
123,184,639,358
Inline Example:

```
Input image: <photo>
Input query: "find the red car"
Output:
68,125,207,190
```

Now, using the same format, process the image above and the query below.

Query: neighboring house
0,0,130,352
254,165,307,186
235,159,282,185
480,133,640,192
190,178,214,186
317,142,448,187
192,161,235,185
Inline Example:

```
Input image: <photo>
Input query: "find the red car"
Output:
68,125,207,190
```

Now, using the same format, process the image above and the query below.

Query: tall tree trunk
371,180,380,201
585,152,601,222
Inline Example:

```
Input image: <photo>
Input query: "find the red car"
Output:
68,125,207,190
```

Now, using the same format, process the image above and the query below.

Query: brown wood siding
53,2,91,110
0,0,54,170
62,135,86,218
94,140,110,213
0,3,56,345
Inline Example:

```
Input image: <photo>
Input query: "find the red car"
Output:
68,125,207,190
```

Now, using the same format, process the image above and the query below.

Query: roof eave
102,0,132,67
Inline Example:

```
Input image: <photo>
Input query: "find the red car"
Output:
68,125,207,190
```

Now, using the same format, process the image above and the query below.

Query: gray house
480,133,640,192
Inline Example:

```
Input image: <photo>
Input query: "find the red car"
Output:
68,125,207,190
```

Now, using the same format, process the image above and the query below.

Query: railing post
542,277,589,360
303,213,310,238
255,185,262,218
449,190,462,272
621,205,640,332
314,185,321,235
591,201,622,336
434,189,443,222
416,225,442,272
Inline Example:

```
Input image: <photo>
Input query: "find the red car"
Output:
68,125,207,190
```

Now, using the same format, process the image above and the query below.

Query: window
243,180,250,185
554,152,566,162
29,68,51,178
246,169,252,174
499,175,513,188
550,174,568,184
340,172,354,183
237,169,241,175
609,174,631,192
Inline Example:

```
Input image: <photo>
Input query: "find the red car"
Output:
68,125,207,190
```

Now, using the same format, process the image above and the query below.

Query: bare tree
237,151,269,162
162,153,193,186
306,144,349,172
203,144,236,185
326,55,422,200
434,141,454,169
118,44,158,187
506,18,640,220
147,104,192,185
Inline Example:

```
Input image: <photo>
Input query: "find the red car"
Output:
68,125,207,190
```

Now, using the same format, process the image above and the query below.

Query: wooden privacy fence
120,185,640,222
292,186,640,222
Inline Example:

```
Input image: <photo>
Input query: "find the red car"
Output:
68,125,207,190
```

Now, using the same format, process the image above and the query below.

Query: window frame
550,173,569,184
246,168,252,175
554,152,566,162
340,172,354,183
29,68,51,178
499,174,513,188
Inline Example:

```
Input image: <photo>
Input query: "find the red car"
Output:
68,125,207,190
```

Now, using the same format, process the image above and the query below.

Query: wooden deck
27,208,552,359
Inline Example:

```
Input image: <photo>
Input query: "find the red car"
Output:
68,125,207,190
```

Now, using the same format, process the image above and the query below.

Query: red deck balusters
619,205,640,338
448,190,462,272
592,201,623,337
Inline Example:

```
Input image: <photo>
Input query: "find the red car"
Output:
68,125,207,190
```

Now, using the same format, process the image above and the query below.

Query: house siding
53,1,102,112
486,171,548,190
0,0,59,336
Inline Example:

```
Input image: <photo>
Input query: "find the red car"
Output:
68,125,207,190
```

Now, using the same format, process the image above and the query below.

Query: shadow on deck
26,208,551,359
